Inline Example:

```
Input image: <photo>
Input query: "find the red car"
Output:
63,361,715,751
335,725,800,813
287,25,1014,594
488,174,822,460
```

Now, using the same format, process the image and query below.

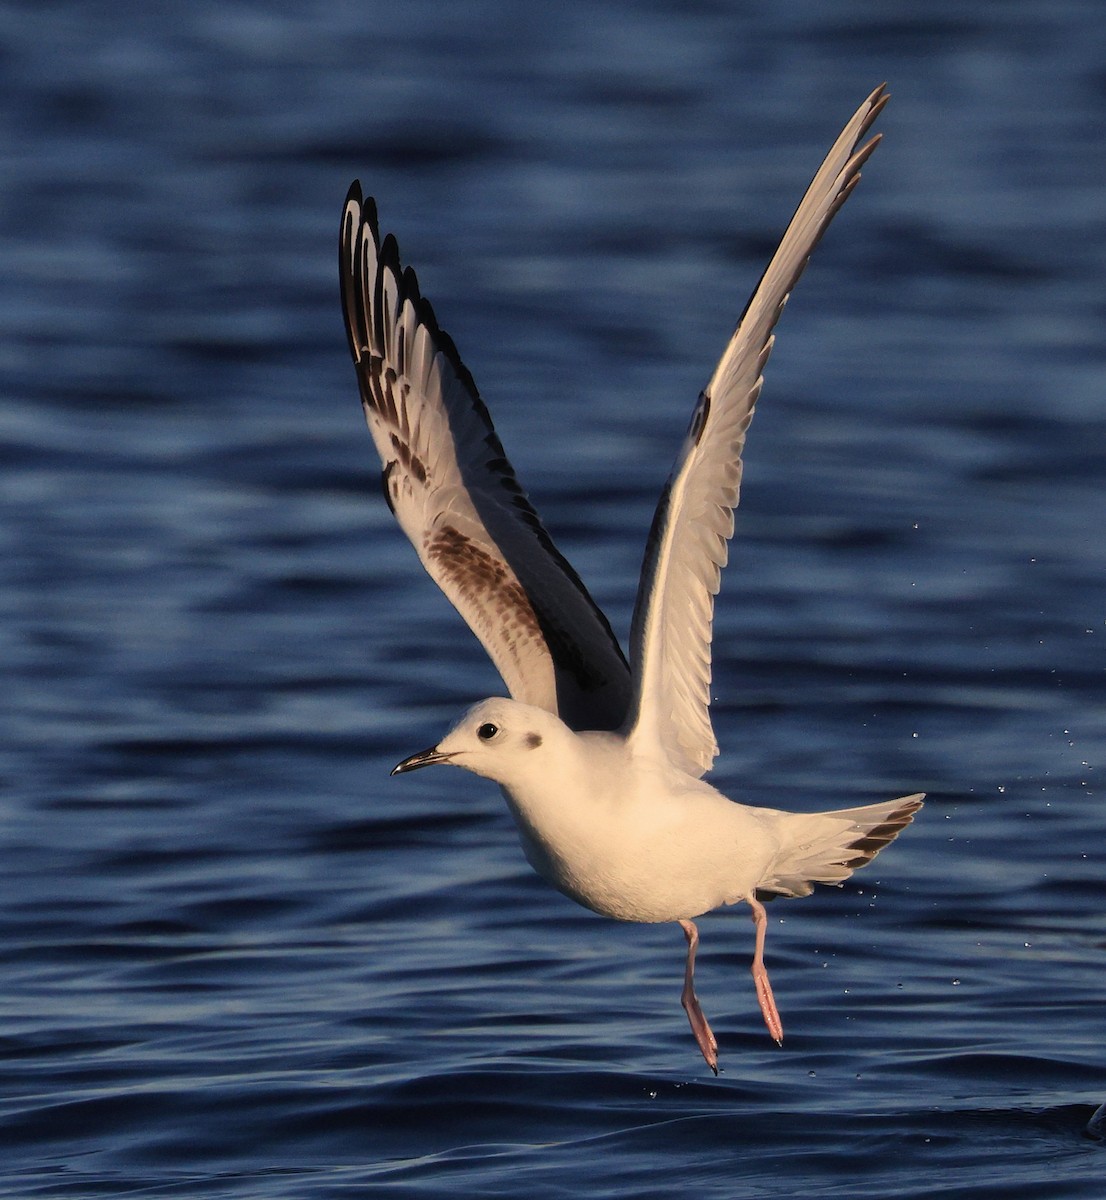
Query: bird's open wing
624,86,888,776
340,185,631,730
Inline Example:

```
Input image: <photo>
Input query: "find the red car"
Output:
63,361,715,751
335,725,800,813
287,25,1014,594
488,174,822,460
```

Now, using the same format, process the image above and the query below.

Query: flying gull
338,84,922,1073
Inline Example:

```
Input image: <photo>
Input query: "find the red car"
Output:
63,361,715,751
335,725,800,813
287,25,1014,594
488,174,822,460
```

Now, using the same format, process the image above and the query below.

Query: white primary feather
624,84,888,777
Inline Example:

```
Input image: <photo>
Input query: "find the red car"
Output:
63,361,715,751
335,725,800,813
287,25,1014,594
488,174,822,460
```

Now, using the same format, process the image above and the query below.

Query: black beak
390,746,454,776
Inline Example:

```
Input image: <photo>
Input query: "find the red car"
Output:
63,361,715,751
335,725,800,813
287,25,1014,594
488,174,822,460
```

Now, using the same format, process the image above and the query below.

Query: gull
338,84,922,1073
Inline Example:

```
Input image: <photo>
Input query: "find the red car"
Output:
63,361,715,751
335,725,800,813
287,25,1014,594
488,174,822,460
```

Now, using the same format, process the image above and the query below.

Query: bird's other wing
624,85,888,776
340,185,631,730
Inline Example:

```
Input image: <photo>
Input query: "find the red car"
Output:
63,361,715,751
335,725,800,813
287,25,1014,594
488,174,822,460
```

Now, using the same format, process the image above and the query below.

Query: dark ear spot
524,732,542,750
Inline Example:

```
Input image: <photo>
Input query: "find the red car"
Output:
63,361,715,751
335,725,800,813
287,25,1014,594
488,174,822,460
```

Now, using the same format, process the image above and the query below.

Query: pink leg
747,895,783,1045
678,918,719,1074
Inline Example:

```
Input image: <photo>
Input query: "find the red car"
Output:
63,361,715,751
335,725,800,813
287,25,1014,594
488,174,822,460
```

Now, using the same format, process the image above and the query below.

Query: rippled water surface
2,1,1104,1196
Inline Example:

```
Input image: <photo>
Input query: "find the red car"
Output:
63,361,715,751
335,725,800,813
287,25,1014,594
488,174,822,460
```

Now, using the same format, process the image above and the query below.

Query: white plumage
340,85,923,1073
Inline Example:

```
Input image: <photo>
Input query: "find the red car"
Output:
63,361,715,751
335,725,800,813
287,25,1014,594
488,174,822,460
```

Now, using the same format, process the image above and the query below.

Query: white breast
498,742,782,924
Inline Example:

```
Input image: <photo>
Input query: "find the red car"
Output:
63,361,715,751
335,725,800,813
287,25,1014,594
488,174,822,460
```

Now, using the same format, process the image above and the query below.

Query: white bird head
391,697,564,787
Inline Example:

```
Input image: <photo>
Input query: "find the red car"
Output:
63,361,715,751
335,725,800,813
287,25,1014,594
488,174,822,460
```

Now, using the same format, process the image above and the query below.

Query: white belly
500,778,780,924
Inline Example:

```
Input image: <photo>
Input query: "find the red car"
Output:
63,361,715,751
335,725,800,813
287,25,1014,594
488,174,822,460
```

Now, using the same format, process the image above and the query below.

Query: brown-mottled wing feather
339,185,631,730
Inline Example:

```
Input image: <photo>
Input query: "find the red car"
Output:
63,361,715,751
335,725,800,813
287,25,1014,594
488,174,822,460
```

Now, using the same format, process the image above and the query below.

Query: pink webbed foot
678,919,719,1074
748,895,784,1045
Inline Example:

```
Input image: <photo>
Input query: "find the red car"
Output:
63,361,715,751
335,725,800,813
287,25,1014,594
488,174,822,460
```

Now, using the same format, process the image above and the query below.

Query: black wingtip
342,182,380,246
379,231,402,278
402,264,422,306
339,182,367,363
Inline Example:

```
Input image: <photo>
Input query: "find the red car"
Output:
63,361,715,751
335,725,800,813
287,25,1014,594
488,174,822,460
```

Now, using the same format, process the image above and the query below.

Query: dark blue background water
2,1,1103,1195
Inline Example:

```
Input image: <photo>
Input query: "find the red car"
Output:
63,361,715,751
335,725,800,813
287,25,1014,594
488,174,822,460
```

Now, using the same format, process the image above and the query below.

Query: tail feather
758,793,924,899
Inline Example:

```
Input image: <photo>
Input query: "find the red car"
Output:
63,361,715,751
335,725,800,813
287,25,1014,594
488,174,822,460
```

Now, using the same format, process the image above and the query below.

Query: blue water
2,1,1103,1195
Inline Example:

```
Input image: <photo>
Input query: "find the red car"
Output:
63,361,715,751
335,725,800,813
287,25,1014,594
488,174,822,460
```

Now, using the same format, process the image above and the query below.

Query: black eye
477,722,499,741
